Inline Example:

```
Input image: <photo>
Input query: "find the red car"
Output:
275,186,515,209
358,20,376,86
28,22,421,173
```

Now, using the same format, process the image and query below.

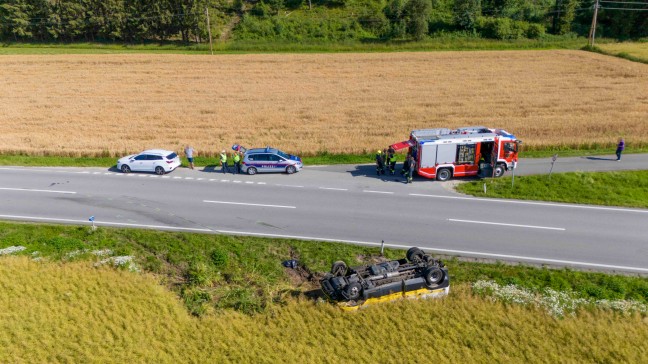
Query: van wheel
330,261,348,277
345,282,362,301
286,165,296,174
121,165,131,173
247,167,257,175
406,247,425,263
155,166,165,175
494,165,505,178
424,268,445,288
436,168,451,181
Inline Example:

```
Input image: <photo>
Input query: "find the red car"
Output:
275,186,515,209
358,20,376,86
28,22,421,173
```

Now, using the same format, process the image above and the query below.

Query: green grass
456,170,648,209
1,221,646,317
0,36,600,55
2,146,647,168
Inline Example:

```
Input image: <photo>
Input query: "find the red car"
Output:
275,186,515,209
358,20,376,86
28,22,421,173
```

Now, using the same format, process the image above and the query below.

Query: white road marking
448,218,565,231
409,193,648,214
0,187,76,195
276,184,304,188
319,187,348,191
221,180,230,182
203,200,296,209
185,177,194,180
213,230,648,273
209,179,216,181
0,214,212,232
233,181,242,183
363,190,394,194
196,178,204,181
161,176,170,179
93,172,101,174
0,213,644,272
149,175,158,178
173,176,182,179
257,182,266,185
245,181,254,184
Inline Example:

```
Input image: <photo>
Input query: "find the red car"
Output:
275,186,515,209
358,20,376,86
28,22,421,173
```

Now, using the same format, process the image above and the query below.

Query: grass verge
0,37,595,55
1,147,646,168
456,170,648,209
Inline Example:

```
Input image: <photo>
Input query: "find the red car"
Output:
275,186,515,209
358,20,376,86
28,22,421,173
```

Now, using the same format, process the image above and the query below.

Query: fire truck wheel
424,268,445,287
494,164,505,178
436,168,452,182
330,261,348,277
345,282,362,301
406,247,425,263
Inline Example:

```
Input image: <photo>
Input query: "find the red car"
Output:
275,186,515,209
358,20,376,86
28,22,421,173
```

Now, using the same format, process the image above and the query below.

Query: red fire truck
391,126,521,181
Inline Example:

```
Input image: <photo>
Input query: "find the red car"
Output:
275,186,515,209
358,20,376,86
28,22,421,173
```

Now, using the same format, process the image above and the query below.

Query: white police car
241,147,303,175
117,149,181,175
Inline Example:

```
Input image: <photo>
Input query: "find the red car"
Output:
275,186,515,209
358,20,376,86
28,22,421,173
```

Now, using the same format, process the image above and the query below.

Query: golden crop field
1,50,647,157
1,256,646,363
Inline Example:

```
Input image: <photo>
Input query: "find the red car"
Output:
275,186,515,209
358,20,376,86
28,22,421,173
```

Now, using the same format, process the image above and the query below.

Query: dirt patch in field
1,51,647,157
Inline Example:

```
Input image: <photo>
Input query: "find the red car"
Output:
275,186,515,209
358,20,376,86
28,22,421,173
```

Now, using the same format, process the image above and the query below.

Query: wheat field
1,257,646,363
1,50,647,157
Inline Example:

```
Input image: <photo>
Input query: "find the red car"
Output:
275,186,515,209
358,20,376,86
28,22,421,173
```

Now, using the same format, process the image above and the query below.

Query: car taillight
166,160,173,164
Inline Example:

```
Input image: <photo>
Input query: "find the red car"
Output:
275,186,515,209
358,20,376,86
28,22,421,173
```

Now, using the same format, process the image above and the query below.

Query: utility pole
205,7,214,55
588,0,600,47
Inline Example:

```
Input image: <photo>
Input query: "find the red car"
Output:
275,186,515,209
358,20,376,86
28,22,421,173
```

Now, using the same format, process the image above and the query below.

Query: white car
117,149,181,175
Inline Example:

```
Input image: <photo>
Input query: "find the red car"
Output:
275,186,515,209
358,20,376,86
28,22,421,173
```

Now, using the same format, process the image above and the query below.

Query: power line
600,0,648,3
601,6,648,9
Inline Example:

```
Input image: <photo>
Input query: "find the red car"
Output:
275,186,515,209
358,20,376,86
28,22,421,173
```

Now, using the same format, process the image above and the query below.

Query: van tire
436,168,452,182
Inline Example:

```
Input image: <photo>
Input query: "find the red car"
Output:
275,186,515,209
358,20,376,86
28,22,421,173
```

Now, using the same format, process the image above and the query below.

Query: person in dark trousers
220,150,228,174
375,150,385,175
406,154,416,184
388,150,397,175
401,153,410,176
233,151,241,174
616,138,625,161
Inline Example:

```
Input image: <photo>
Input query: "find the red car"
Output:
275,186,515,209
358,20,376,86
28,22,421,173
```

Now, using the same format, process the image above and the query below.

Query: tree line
0,0,646,43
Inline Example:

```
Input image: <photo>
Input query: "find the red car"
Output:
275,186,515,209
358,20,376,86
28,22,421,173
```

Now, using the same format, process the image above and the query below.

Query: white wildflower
0,246,26,255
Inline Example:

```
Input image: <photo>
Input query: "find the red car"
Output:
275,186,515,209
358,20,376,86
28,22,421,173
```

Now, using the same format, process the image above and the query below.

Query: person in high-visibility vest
233,151,241,174
388,152,397,175
220,150,228,174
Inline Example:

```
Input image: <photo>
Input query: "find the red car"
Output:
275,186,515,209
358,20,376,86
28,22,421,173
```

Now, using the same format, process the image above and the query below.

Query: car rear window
166,153,178,160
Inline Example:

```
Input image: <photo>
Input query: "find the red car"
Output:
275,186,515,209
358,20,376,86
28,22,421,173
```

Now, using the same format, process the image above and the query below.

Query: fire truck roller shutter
436,144,457,164
420,144,437,168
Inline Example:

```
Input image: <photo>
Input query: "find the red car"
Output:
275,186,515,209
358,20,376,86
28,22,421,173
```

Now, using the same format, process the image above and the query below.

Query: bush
477,17,540,40
185,260,213,286
210,248,229,268
182,287,212,317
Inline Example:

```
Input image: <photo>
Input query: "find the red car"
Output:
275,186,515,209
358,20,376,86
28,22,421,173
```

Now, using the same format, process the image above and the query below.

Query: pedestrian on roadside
616,138,625,161
406,154,416,184
220,150,228,173
233,151,241,174
184,145,195,170
375,150,385,175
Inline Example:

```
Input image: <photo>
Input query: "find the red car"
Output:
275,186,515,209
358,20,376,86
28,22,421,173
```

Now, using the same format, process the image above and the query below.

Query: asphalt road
1,153,647,273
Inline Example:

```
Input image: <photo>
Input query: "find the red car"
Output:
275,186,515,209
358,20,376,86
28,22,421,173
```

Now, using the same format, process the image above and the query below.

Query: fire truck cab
391,126,520,181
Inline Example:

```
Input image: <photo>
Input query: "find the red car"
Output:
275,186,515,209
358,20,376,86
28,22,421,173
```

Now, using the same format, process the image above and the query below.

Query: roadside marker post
549,154,558,179
89,216,96,231
511,160,517,188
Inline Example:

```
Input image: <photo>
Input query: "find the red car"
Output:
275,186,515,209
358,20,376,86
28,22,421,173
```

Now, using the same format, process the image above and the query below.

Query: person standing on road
375,150,385,175
616,138,625,161
401,153,411,176
388,150,397,175
220,150,228,174
233,151,241,174
184,145,195,170
406,154,416,184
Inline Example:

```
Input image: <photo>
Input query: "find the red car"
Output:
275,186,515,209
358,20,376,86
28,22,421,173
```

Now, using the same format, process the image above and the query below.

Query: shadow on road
347,164,415,184
584,156,617,161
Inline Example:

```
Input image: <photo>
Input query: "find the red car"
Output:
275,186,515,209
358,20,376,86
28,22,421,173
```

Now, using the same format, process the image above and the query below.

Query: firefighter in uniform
401,153,410,176
375,150,385,175
406,154,416,184
388,150,397,175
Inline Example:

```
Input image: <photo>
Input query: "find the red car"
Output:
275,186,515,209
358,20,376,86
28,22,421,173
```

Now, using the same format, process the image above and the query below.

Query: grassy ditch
0,222,646,362
1,221,646,318
1,257,645,362
456,170,648,209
